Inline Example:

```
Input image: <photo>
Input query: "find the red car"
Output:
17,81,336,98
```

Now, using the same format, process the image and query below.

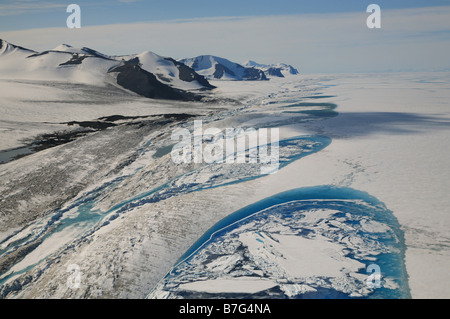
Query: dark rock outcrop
243,67,267,81
108,62,201,101
59,54,87,66
266,67,284,77
164,57,215,90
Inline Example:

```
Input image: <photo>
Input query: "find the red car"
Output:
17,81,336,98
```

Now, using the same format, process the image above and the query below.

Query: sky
1,0,450,73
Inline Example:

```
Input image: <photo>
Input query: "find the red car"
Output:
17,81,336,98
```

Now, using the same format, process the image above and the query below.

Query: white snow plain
211,72,450,298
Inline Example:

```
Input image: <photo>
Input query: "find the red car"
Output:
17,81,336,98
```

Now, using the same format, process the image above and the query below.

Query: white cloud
1,6,450,73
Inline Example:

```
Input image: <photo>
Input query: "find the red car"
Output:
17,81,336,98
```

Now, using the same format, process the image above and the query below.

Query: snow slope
0,40,119,86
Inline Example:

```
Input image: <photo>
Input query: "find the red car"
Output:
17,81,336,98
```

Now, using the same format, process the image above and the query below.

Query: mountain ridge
0,39,300,101
0,39,214,101
243,60,299,78
179,55,268,81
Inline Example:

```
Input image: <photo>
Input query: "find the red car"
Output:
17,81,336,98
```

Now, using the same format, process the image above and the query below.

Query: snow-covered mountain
116,51,214,91
179,55,268,81
0,39,214,100
0,39,299,101
243,60,299,78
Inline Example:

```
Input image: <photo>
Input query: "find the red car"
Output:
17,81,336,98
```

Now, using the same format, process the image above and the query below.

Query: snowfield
0,72,449,299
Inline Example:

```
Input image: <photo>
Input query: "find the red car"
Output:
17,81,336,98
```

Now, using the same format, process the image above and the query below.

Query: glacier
0,71,449,299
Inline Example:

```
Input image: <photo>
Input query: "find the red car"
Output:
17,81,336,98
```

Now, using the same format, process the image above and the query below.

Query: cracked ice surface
149,191,408,299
